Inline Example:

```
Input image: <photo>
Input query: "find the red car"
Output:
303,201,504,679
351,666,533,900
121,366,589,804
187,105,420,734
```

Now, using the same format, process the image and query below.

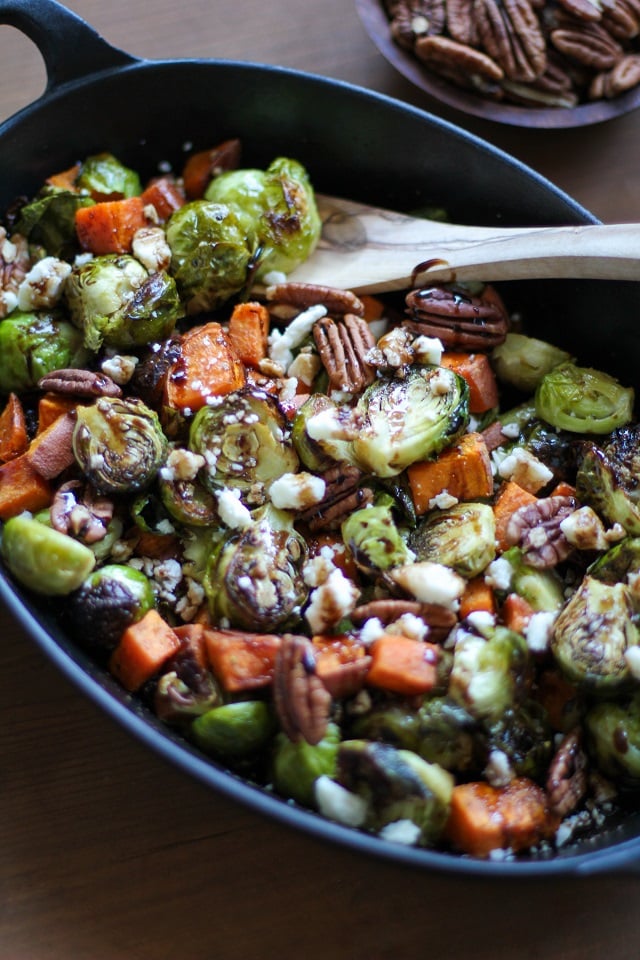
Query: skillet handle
0,0,136,93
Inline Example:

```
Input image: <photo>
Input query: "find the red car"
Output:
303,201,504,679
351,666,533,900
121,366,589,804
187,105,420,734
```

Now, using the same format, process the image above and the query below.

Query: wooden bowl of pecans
356,0,640,127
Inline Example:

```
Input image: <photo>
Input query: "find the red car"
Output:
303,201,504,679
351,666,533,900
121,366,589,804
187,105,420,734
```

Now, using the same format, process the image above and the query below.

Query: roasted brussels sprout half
449,622,530,723
67,563,155,655
271,721,341,806
1,513,96,595
349,704,420,752
409,502,496,578
166,201,254,313
335,740,454,845
158,450,219,528
189,390,298,502
155,640,222,726
73,397,168,495
576,425,640,537
291,394,338,472
485,700,553,780
492,333,572,393
205,504,308,631
498,547,565,612
589,536,640,584
351,366,469,478
76,152,142,199
14,187,94,257
585,693,640,786
192,700,276,760
64,254,183,352
205,157,321,279
0,311,87,393
341,495,413,576
551,575,640,692
535,362,634,434
414,697,481,773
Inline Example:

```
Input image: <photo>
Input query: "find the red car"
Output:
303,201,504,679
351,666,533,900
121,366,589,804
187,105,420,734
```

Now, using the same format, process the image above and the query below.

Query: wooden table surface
2,1,640,957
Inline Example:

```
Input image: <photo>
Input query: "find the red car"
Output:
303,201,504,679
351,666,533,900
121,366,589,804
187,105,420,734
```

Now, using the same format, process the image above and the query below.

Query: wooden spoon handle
288,195,640,292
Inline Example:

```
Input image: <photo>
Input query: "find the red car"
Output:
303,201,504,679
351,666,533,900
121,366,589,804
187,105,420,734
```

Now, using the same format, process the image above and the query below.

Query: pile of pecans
383,0,640,108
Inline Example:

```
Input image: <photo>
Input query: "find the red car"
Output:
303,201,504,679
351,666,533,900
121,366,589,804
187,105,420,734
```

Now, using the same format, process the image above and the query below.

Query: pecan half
474,0,547,82
38,367,123,398
504,495,576,567
387,0,446,47
415,35,505,91
273,634,332,744
351,598,457,642
546,727,588,817
265,281,365,318
601,0,640,39
50,479,115,544
313,313,376,393
404,283,509,350
298,464,375,532
551,20,624,69
447,0,479,45
589,52,640,97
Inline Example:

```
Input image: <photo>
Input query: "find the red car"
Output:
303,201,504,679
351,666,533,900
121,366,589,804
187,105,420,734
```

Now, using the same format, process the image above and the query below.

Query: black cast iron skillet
2,0,640,878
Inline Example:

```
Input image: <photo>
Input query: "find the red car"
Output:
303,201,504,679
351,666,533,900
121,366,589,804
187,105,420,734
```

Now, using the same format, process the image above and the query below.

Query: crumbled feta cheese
497,447,554,494
305,568,360,634
359,617,386,646
429,366,454,396
412,335,443,366
501,421,521,439
525,610,557,654
386,613,429,641
215,487,252,530
269,471,326,511
314,776,368,827
287,349,321,386
428,490,459,510
484,557,513,592
560,506,611,552
0,289,18,316
132,225,172,273
159,448,206,483
625,645,640,680
378,819,422,846
100,353,139,385
267,303,327,370
389,561,465,609
17,256,72,311
484,749,514,788
302,551,337,588
466,610,496,631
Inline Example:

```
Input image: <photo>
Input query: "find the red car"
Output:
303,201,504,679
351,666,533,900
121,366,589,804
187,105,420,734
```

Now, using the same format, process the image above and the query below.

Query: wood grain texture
2,1,640,957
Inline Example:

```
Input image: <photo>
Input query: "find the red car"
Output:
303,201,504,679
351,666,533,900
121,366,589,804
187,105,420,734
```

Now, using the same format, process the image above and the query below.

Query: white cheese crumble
389,561,465,610
525,610,557,654
215,487,252,530
386,613,429,641
305,568,360,634
159,448,206,483
378,819,422,846
101,353,139,386
17,256,72,311
428,490,459,511
132,225,171,273
267,303,327,371
314,775,368,828
625,645,640,680
484,749,514,788
302,550,337,588
359,617,386,646
287,349,321,386
497,447,554,494
412,335,443,365
268,471,326,511
560,506,619,552
484,557,513,592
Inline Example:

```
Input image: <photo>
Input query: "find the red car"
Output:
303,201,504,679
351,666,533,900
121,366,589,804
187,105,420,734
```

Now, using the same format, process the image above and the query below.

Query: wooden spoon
287,194,640,293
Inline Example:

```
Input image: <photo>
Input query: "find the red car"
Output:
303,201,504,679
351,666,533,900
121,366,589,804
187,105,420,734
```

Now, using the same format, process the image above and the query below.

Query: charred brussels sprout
585,693,640,786
415,697,481,773
189,390,298,501
589,536,640,584
192,700,276,760
492,333,572,393
409,502,496,578
166,201,254,312
1,513,96,595
64,254,183,352
158,452,219,528
499,546,565,612
271,722,341,807
351,366,469,478
450,622,530,723
535,362,634,434
14,187,94,257
341,495,413,576
576,427,640,535
205,505,308,631
551,576,640,692
291,394,337,471
0,311,87,393
349,705,420,751
73,397,168,495
76,152,142,199
486,700,553,780
205,157,321,279
67,564,155,655
335,740,454,845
